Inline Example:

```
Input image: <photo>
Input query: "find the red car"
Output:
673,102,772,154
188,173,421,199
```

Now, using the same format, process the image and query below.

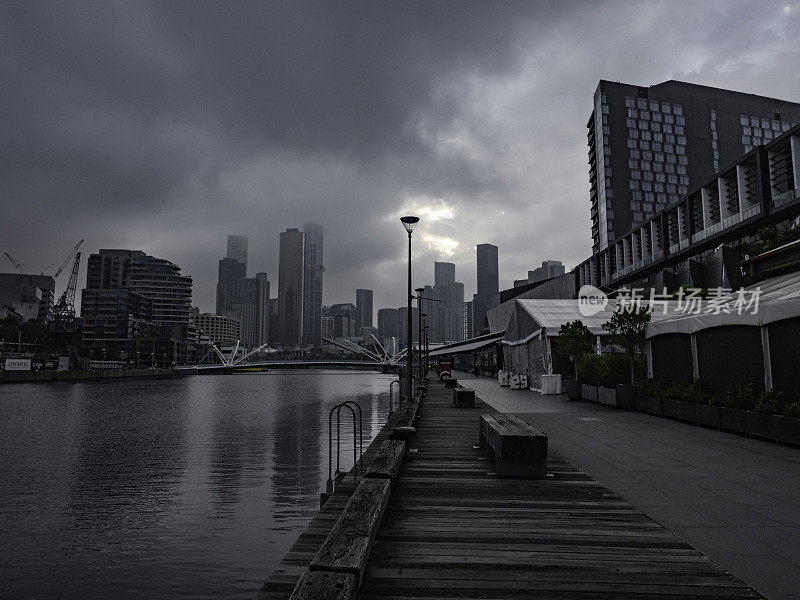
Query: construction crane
4,251,26,273
52,251,81,321
52,239,84,280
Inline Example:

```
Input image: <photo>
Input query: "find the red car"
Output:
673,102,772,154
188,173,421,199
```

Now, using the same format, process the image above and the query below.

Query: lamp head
400,215,420,233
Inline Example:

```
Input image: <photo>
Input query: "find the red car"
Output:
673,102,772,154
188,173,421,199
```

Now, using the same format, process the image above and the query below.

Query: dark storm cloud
1,1,798,311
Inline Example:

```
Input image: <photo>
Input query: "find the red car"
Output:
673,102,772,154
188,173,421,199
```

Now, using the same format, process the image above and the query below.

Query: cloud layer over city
2,1,799,311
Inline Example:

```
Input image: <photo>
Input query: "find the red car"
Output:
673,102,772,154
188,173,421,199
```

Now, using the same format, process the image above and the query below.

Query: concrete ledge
452,386,475,408
365,439,406,479
479,413,548,478
310,478,391,584
288,570,355,600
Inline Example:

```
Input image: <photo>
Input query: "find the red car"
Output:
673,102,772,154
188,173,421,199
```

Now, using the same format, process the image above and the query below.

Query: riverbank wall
0,368,188,384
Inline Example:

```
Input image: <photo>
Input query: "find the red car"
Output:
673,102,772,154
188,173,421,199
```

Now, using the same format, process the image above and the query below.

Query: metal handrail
340,400,363,473
326,402,358,494
389,379,400,415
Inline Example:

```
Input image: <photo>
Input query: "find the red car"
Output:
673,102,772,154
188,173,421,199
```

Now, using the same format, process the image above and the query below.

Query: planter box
675,400,698,423
695,404,721,429
541,374,562,395
744,411,777,441
719,407,747,433
598,387,617,407
645,396,662,416
661,398,678,419
564,379,582,401
581,384,598,403
774,415,800,446
616,384,636,411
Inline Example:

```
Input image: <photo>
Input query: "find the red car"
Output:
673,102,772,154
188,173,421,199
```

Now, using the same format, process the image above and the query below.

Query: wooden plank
365,440,406,480
288,570,355,600
310,478,391,584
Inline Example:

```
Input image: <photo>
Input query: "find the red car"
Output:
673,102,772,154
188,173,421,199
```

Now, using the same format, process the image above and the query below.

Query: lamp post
415,288,424,383
418,310,427,382
400,215,420,402
423,320,429,376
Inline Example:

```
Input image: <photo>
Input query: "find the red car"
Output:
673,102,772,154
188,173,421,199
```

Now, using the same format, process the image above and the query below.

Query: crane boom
53,239,84,279
4,252,26,273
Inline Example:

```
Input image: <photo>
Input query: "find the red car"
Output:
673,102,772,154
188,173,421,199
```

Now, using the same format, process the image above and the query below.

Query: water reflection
68,380,188,529
271,373,324,523
0,370,392,600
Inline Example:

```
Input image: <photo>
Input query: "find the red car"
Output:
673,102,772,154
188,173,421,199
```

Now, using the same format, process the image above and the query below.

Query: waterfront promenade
263,377,765,600
461,373,800,600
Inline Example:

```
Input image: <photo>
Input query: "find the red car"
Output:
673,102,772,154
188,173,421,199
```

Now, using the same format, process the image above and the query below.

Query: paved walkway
457,372,800,600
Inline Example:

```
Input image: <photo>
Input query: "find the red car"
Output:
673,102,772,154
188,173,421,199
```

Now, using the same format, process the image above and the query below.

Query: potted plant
602,305,651,411
577,354,600,402
555,320,594,401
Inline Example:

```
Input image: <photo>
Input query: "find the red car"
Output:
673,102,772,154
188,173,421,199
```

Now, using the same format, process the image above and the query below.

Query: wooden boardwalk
357,380,761,600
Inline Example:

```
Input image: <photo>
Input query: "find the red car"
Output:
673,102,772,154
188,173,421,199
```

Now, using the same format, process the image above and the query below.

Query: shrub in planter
774,415,800,446
675,400,699,423
661,397,678,419
616,383,636,411
564,378,582,401
718,406,747,433
695,404,721,429
576,354,601,386
581,383,598,402
597,386,617,406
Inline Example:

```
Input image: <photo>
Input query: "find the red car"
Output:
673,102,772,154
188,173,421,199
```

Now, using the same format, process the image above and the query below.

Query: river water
0,370,394,599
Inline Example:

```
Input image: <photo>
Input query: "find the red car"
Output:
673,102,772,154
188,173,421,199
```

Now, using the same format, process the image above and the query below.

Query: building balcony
772,188,798,209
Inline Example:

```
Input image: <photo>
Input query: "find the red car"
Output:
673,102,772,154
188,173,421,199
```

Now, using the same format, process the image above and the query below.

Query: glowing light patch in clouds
395,198,459,255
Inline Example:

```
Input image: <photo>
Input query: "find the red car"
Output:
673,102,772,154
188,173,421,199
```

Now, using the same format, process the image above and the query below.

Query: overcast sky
2,1,799,314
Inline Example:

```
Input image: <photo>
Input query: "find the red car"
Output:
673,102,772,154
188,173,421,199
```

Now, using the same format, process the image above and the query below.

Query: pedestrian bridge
175,361,402,374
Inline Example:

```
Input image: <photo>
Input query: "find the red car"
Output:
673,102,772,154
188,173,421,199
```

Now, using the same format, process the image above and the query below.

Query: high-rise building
431,262,463,343
321,305,334,340
397,305,419,349
193,310,239,345
224,274,270,348
588,80,800,251
355,288,373,330
226,234,248,271
216,257,245,314
434,261,455,287
330,303,356,338
474,243,499,336
377,307,400,349
528,260,566,283
302,223,324,347
81,249,192,345
0,273,55,321
278,228,305,346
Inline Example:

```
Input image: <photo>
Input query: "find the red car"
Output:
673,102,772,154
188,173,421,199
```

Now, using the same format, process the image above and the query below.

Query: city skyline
2,2,799,316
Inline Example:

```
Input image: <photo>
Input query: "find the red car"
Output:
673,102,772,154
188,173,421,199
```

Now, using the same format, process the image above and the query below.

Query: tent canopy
428,332,504,357
646,272,800,338
502,299,618,345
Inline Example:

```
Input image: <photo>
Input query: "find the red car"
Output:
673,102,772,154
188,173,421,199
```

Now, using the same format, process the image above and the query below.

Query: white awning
429,332,504,357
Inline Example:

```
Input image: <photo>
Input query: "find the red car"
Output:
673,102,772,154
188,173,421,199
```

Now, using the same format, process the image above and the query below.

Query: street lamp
401,215,419,402
415,288,424,383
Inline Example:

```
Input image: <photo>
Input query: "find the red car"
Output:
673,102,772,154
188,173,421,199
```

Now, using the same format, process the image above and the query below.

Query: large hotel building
589,80,800,252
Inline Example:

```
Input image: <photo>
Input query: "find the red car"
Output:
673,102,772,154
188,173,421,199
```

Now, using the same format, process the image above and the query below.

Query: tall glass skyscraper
226,234,248,271
473,243,499,336
279,228,305,346
302,223,324,347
